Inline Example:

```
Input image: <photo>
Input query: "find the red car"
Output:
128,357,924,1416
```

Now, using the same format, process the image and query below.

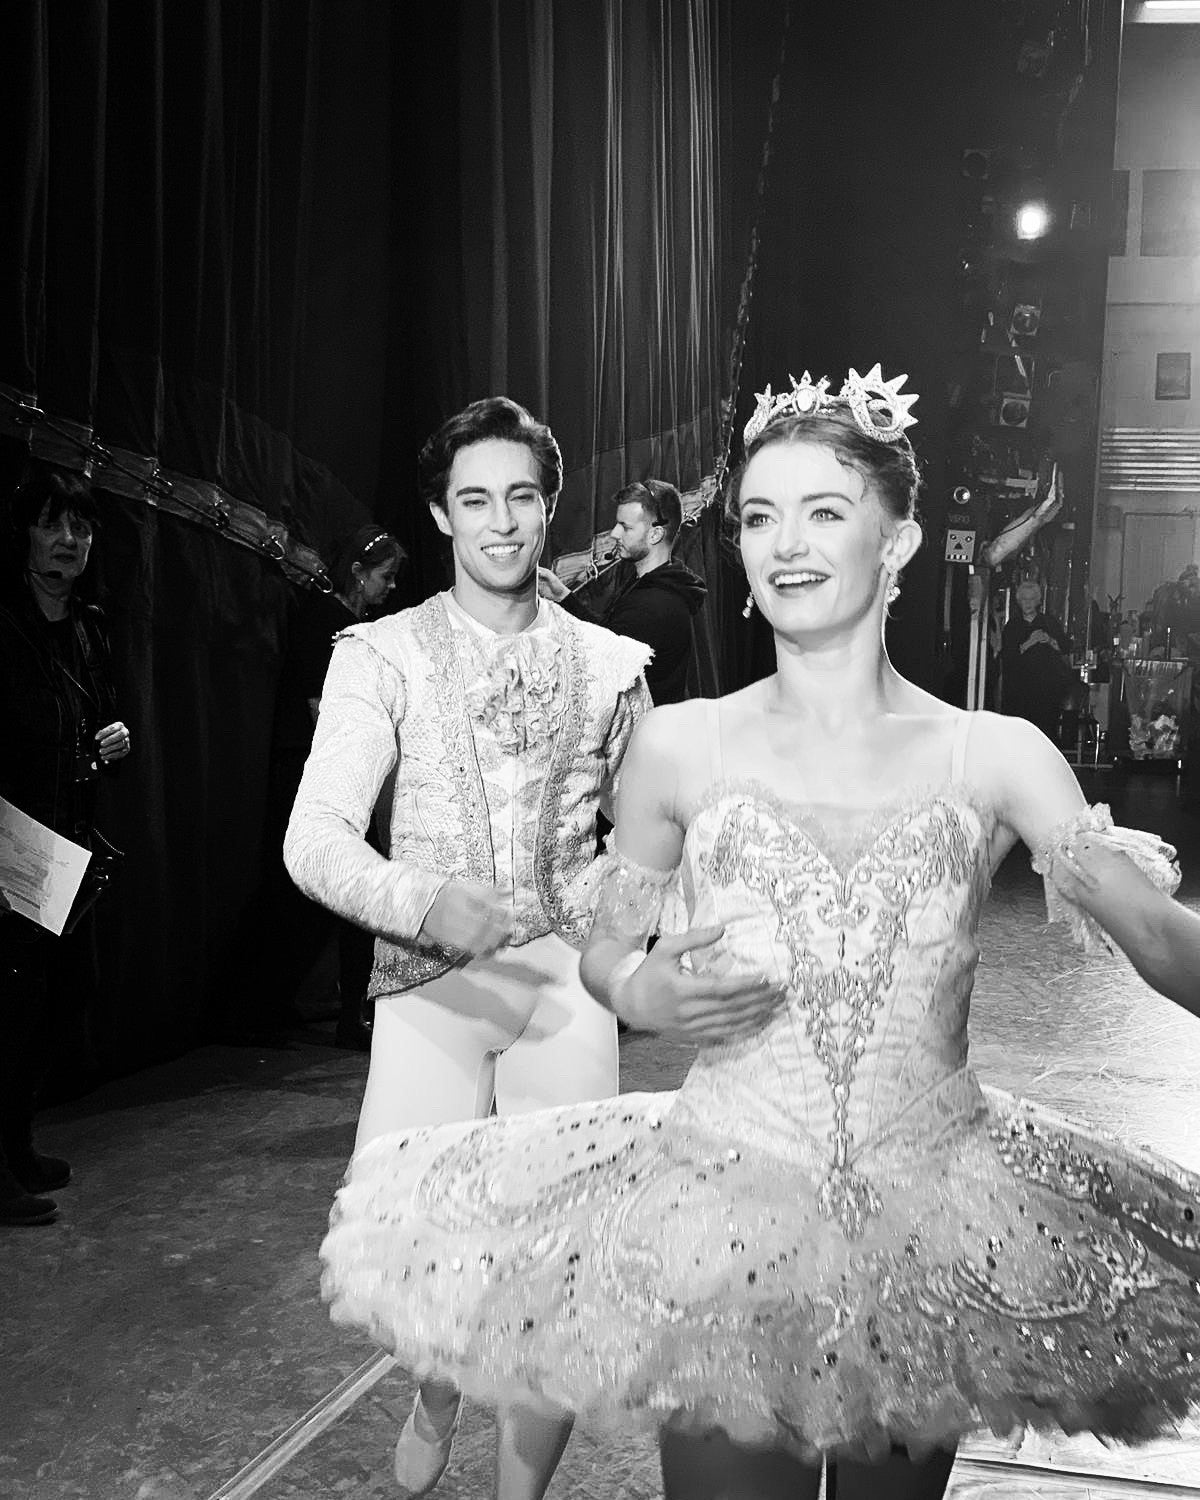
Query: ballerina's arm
987,713,1200,1014
581,705,787,1042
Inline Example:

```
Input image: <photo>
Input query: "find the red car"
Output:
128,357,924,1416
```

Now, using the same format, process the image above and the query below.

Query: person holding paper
0,462,131,1227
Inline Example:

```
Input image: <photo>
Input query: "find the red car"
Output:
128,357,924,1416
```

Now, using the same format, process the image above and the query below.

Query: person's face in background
610,501,661,563
27,503,93,589
1015,580,1042,620
353,555,400,613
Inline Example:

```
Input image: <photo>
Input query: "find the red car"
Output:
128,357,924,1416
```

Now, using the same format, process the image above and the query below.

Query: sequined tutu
322,786,1199,1458
321,1073,1200,1458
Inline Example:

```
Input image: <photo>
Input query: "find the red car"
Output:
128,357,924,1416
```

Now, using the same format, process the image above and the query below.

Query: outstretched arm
987,714,1200,1013
1047,836,1200,1012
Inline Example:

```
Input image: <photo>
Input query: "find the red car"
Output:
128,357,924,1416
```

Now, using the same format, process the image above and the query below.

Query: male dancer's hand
614,926,787,1043
536,566,570,603
420,880,515,958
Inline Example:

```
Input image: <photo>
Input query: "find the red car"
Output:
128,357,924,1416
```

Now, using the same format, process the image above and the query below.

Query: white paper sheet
0,795,93,936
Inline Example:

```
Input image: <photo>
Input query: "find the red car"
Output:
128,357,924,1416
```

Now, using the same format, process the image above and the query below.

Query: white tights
356,932,618,1149
357,934,616,1498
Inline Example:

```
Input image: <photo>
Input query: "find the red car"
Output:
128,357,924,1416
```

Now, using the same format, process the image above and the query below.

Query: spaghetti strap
703,698,727,787
950,711,973,784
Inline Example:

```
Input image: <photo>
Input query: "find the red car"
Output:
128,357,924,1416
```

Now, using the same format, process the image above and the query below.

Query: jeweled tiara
743,365,919,448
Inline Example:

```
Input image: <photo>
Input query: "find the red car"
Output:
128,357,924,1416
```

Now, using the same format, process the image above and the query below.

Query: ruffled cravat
460,627,564,754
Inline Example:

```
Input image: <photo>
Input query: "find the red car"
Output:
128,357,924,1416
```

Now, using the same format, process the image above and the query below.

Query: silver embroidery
706,794,977,1239
411,597,496,888
590,852,675,945
534,614,593,946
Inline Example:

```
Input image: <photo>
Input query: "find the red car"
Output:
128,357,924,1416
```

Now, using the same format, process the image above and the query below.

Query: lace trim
683,778,997,878
589,850,677,945
559,603,653,698
1030,803,1181,955
461,633,564,753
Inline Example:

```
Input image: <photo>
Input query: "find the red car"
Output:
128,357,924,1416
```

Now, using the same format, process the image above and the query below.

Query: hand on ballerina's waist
614,923,787,1044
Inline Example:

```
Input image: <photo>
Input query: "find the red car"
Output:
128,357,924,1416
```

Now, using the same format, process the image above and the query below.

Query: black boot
0,1162,57,1226
2,1118,71,1193
8,1147,71,1193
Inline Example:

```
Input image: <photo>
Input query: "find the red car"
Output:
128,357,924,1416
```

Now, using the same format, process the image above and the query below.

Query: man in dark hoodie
595,479,707,704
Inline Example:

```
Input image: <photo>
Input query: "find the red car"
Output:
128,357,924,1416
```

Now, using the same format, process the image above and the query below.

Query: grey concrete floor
3,769,1200,1500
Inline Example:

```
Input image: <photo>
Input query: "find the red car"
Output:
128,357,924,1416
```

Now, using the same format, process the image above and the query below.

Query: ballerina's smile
769,568,829,591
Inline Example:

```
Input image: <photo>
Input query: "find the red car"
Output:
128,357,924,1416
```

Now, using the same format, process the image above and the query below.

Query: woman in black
999,577,1079,741
0,463,130,1226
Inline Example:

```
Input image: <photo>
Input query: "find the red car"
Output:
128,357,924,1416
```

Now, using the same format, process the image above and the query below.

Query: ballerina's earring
885,569,901,605
742,591,755,619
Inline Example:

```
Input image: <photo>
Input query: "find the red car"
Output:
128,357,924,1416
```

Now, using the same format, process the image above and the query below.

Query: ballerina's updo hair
726,407,921,528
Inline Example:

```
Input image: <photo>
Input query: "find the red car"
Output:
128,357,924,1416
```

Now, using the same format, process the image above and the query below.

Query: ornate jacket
284,592,652,998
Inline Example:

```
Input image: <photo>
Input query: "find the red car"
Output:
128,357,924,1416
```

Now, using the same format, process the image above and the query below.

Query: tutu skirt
321,1075,1200,1460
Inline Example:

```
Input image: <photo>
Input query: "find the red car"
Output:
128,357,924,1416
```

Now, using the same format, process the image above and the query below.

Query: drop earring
885,571,901,605
742,591,755,619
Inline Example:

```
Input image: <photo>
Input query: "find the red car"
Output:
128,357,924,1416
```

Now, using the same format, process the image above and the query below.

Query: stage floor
3,768,1200,1500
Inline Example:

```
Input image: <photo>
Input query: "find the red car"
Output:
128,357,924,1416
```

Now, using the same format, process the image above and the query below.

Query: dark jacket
0,587,118,841
272,587,357,755
1000,610,1074,733
604,559,707,705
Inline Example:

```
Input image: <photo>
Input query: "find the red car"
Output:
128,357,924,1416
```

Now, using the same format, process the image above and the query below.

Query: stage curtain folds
0,0,398,1074
451,0,732,558
0,0,779,1083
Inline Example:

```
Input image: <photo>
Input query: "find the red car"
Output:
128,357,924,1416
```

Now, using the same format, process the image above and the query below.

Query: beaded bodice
673,784,995,1237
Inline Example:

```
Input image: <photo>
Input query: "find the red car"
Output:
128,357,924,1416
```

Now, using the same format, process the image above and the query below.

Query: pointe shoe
393,1392,461,1496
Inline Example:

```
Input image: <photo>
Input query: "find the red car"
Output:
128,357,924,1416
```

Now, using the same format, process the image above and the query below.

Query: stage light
1131,1,1200,21
998,394,1031,429
960,149,992,181
1009,301,1041,337
952,486,973,504
1014,201,1052,241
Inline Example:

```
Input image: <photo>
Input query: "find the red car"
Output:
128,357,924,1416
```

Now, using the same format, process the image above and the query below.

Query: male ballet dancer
285,396,651,1500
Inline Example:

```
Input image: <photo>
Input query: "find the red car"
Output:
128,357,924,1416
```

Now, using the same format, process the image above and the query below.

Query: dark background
0,0,1121,1088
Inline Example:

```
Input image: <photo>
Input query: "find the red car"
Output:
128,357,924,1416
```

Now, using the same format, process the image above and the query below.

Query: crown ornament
743,364,918,448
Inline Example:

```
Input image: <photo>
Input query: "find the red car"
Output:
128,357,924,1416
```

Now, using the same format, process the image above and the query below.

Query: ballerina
321,368,1200,1500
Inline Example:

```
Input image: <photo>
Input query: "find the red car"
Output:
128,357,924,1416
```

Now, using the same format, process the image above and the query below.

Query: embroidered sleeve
284,635,446,941
1031,802,1182,955
601,674,653,804
589,849,677,947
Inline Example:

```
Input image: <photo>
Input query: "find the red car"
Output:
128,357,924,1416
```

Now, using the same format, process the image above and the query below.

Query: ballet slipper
393,1391,462,1496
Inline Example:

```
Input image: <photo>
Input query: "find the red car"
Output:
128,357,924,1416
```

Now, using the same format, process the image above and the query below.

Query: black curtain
0,0,779,1084
0,1,411,1074
5,0,1068,1086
